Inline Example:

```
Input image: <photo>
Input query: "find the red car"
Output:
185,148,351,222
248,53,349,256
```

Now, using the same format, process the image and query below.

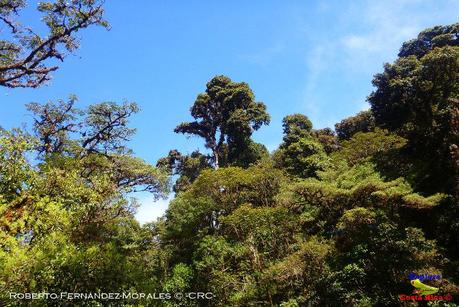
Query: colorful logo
399,272,453,302
410,279,439,295
408,272,441,281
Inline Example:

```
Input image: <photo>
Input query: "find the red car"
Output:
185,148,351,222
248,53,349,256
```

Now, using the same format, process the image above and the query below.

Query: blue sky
1,0,458,223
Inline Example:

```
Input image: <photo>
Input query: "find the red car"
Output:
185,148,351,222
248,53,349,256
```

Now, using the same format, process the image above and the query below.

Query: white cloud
134,193,174,225
342,35,371,50
341,0,459,65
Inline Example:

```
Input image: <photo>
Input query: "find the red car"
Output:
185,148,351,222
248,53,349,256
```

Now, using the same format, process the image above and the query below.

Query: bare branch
0,0,108,88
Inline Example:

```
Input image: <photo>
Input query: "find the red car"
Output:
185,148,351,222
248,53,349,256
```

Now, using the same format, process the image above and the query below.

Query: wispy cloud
302,45,330,126
341,0,459,66
340,1,420,67
301,0,459,127
239,43,286,67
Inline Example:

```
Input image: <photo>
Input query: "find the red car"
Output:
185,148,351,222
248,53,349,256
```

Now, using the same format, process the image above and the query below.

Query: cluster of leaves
335,110,375,141
156,149,212,193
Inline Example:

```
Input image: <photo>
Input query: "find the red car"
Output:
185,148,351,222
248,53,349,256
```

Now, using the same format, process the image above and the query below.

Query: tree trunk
213,148,219,169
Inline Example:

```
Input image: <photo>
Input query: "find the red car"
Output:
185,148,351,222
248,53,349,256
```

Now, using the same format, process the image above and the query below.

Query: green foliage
312,128,340,154
0,100,169,305
261,237,332,305
275,114,330,178
282,114,313,138
157,149,212,192
0,129,37,200
369,35,459,272
369,37,459,194
333,128,407,166
163,263,194,293
335,110,375,140
227,140,270,168
277,138,329,178
161,163,286,263
331,208,442,305
174,75,270,168
399,23,459,58
221,204,299,258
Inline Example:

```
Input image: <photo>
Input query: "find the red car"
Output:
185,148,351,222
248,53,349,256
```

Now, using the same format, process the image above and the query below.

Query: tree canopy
369,33,459,195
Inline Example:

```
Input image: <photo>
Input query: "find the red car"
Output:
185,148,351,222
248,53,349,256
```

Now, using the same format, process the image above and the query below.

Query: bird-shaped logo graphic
410,279,439,295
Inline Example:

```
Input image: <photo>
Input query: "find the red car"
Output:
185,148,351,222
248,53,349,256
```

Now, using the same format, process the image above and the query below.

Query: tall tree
281,113,313,143
0,0,108,88
174,75,270,169
369,36,459,194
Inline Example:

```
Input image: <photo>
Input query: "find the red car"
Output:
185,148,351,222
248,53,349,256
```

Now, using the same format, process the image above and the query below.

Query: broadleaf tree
174,75,270,169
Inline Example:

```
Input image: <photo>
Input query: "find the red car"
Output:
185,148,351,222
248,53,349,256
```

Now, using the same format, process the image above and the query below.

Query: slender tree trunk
450,144,459,201
214,132,225,170
213,148,219,169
